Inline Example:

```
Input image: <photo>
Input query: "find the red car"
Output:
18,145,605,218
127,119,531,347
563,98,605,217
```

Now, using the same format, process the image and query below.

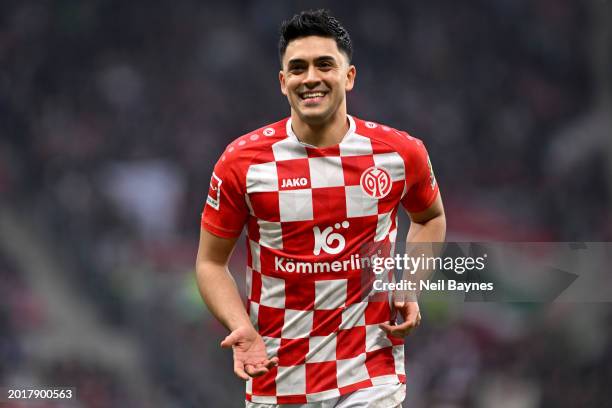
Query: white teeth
302,92,325,99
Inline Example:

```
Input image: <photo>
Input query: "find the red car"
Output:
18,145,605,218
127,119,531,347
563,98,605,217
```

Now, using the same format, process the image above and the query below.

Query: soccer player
196,9,446,407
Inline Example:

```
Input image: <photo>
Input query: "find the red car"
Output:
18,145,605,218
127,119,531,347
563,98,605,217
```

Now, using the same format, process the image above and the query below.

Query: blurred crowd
1,0,611,407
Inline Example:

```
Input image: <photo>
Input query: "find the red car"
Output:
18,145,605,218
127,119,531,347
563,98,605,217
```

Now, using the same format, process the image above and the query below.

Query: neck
290,106,349,148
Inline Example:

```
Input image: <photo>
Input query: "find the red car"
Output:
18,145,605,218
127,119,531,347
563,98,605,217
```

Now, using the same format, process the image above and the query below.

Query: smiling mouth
299,91,327,100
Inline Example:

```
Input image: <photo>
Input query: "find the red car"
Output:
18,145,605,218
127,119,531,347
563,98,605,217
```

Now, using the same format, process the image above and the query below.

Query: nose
303,65,321,88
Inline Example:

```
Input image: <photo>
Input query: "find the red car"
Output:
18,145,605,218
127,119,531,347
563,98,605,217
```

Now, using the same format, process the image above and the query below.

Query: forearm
196,261,253,332
403,214,446,298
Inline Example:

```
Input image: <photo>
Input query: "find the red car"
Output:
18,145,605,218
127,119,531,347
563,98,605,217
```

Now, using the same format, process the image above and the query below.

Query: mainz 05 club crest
360,166,392,199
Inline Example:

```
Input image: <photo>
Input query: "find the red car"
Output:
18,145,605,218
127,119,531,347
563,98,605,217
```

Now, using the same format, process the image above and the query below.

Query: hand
220,326,279,380
379,301,421,338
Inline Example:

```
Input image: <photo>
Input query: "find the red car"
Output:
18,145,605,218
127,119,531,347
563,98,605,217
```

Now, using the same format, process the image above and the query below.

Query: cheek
327,75,344,90
286,81,301,95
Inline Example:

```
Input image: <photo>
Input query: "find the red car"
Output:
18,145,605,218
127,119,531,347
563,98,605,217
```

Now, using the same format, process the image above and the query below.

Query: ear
279,70,288,96
345,65,356,92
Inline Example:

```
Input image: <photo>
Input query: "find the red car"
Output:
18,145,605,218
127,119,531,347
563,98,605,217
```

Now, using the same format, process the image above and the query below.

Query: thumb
379,321,394,333
220,330,242,348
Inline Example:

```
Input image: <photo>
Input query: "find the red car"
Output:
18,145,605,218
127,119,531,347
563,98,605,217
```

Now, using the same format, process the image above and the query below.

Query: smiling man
196,9,445,408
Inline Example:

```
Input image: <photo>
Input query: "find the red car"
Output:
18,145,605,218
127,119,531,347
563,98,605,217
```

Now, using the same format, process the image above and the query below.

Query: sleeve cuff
201,219,242,239
403,186,439,214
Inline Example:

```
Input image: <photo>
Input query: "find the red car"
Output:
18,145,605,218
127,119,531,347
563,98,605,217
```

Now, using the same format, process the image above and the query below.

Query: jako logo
313,221,350,255
360,166,392,199
281,177,308,188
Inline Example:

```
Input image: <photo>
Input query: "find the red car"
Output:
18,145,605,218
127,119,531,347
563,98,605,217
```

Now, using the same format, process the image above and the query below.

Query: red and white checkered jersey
201,115,439,404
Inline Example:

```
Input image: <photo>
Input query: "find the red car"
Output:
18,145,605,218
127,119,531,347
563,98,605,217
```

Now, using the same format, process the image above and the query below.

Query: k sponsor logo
360,166,392,199
206,172,222,210
313,221,349,255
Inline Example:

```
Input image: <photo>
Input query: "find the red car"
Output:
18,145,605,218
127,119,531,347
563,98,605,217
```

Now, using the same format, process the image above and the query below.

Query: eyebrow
287,55,338,67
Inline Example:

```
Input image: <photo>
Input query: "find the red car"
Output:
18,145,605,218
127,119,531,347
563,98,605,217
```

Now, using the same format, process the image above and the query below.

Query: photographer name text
373,279,494,292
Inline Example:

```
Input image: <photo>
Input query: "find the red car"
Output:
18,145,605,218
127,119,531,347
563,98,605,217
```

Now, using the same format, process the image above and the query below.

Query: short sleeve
400,138,439,213
201,153,248,238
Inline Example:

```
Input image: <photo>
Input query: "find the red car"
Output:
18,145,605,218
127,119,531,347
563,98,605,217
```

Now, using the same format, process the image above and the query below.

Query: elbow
195,258,211,279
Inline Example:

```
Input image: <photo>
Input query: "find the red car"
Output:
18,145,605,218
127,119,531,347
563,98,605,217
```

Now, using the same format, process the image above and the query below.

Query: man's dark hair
278,9,353,65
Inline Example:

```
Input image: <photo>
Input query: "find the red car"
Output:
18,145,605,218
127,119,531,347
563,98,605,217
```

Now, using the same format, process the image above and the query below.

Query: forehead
283,35,346,66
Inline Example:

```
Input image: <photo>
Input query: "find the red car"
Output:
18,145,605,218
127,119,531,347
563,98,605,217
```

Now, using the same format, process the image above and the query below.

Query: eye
288,66,305,74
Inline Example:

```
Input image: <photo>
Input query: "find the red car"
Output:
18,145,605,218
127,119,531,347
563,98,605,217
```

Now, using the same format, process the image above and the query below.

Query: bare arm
195,228,250,331
406,192,446,244
380,192,446,337
195,228,278,379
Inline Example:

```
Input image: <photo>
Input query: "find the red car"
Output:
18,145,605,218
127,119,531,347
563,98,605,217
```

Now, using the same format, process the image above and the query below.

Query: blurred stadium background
1,0,611,407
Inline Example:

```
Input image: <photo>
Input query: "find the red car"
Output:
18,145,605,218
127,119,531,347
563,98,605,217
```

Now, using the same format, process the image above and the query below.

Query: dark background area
1,1,611,407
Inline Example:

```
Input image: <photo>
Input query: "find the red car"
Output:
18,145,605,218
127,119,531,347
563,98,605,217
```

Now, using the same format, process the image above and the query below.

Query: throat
291,113,350,148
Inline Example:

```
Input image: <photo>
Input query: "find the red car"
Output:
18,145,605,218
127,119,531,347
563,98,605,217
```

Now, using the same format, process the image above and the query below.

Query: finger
379,321,401,336
262,357,279,369
246,357,278,376
220,331,241,348
233,361,250,380
381,326,412,338
378,321,392,331
245,364,270,378
379,320,418,338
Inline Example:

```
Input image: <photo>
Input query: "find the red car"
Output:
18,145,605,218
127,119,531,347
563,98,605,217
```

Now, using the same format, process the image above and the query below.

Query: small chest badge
360,166,392,199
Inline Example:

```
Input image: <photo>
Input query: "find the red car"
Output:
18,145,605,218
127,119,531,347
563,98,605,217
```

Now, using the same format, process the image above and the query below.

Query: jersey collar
286,115,356,148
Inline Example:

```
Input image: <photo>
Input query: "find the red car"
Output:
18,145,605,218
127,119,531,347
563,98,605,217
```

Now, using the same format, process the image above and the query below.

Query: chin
296,109,334,125
300,115,329,126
